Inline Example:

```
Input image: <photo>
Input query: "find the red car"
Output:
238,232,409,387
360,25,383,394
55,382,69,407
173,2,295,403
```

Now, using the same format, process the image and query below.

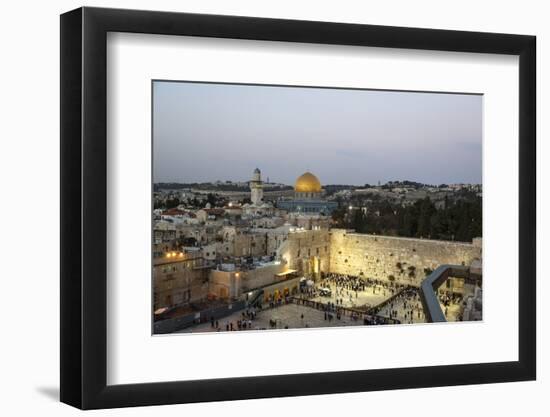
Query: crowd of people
312,273,410,308
310,272,429,325
438,292,465,321
209,307,262,332
376,287,425,324
204,273,432,331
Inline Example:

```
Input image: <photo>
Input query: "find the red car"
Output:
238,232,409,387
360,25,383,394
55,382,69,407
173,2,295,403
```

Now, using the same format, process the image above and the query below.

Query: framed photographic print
60,6,536,410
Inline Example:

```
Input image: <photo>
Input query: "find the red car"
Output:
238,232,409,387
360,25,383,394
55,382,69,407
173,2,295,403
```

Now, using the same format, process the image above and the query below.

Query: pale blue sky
153,81,482,186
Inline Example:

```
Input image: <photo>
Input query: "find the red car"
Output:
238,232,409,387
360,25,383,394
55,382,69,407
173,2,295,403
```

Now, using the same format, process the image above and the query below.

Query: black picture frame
60,6,536,410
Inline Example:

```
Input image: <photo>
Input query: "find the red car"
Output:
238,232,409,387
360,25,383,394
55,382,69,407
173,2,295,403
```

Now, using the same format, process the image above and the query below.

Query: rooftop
153,251,202,266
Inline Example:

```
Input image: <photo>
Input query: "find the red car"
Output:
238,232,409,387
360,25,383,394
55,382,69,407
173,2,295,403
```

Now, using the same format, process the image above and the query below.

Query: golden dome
295,172,322,193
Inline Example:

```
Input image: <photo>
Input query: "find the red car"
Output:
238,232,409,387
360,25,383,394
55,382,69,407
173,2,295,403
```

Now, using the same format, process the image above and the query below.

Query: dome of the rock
295,172,322,193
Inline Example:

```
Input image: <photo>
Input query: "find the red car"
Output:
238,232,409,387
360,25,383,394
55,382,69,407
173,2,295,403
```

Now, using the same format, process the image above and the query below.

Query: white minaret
250,168,264,206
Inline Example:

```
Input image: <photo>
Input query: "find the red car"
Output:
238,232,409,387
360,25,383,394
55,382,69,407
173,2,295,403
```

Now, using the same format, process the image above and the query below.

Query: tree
331,207,347,227
165,197,180,209
336,190,481,242
418,197,435,238
429,211,445,239
351,209,367,233
400,210,417,237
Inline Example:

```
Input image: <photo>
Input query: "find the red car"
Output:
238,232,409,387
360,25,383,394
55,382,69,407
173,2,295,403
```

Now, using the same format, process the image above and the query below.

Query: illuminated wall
277,229,331,277
329,229,482,286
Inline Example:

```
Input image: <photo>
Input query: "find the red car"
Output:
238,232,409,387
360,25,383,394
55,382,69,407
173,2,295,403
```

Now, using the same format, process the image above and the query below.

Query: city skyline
153,81,482,186
153,175,481,187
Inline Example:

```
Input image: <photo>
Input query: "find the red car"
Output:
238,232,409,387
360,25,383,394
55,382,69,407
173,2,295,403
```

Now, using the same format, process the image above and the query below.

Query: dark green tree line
334,196,482,242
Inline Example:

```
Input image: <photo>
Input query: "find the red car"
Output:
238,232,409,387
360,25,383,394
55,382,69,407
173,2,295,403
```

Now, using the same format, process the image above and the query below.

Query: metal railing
290,296,401,325
419,264,476,323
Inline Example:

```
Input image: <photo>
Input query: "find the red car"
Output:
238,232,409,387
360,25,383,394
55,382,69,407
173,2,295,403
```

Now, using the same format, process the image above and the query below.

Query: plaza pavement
175,283,469,333
176,302,367,333
376,292,426,324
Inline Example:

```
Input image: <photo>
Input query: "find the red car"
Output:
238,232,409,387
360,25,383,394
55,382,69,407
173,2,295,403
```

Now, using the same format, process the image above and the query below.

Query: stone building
215,225,269,258
264,225,292,256
287,213,332,230
277,228,331,280
153,226,176,245
206,228,332,301
249,216,285,229
196,208,225,223
208,261,286,300
153,251,209,311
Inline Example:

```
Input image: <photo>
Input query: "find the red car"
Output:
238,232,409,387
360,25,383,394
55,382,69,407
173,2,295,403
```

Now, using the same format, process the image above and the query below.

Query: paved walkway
176,302,366,333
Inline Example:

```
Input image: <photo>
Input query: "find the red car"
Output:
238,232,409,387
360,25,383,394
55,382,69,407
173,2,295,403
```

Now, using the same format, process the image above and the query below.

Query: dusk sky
153,81,482,186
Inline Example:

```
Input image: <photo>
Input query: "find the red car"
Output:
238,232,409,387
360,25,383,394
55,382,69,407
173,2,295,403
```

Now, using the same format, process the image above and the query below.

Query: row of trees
154,193,227,210
154,182,293,192
332,196,482,242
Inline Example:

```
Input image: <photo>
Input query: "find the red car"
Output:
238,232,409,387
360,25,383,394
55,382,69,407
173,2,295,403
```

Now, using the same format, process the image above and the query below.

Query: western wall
328,229,482,286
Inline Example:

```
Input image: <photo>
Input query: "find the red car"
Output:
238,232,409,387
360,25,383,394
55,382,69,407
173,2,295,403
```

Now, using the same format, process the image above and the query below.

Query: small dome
254,168,261,173
295,172,322,193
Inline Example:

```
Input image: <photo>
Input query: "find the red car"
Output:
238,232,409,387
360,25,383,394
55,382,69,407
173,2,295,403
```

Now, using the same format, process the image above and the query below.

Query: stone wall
208,262,286,299
154,300,247,334
240,263,286,292
277,229,331,277
329,229,482,287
